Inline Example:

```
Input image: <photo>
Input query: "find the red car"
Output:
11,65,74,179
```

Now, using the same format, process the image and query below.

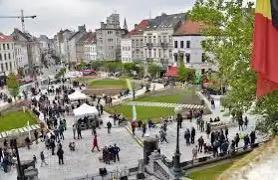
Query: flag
252,0,278,97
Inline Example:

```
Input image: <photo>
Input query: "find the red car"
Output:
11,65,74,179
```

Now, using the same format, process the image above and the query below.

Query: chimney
134,24,138,29
101,22,105,29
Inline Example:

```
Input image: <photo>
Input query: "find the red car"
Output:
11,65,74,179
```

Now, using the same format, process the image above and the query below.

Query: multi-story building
68,25,87,64
54,29,73,64
96,13,128,61
121,20,149,63
12,28,41,74
83,32,97,62
143,13,185,68
0,34,17,75
172,19,216,74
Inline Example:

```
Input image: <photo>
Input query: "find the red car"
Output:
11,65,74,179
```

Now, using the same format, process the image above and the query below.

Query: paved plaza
0,80,267,180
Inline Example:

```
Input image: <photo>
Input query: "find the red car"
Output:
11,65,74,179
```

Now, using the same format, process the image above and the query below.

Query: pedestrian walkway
126,101,204,109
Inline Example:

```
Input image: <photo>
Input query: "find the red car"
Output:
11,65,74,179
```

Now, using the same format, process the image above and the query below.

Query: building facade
121,20,149,63
83,32,97,62
0,34,17,75
121,38,132,63
96,13,127,61
54,29,73,64
142,13,185,68
12,28,41,74
172,20,216,74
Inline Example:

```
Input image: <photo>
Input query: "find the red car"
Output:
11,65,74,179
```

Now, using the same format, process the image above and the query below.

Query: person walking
244,116,249,130
112,144,121,162
72,124,76,139
198,136,204,153
50,139,56,155
92,135,100,152
191,127,196,144
250,131,256,147
59,124,64,140
57,146,64,165
40,151,48,167
77,124,82,139
107,121,112,134
142,123,147,137
177,113,183,129
160,129,168,143
34,130,39,144
131,121,137,135
224,127,229,140
192,145,198,163
234,133,240,148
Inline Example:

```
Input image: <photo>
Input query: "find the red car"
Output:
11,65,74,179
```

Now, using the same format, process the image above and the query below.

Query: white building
83,32,97,62
172,19,216,74
121,20,149,63
143,13,185,68
0,34,17,75
121,38,132,63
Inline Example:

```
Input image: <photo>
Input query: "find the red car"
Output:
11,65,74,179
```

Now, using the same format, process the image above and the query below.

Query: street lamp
172,107,183,179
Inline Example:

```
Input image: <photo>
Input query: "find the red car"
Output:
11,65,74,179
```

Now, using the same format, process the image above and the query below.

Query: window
153,36,156,44
4,54,6,60
153,49,156,58
180,41,184,48
10,62,12,70
7,44,9,50
108,39,113,42
174,41,178,48
185,53,190,63
8,53,11,60
186,41,191,48
174,54,178,62
5,62,8,71
0,64,2,72
0,54,1,61
3,44,5,50
107,31,113,34
159,49,162,58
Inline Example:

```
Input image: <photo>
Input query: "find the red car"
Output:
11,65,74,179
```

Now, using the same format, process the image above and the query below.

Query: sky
0,0,195,38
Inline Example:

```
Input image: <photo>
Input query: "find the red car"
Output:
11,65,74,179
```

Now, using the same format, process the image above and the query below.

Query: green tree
178,58,195,83
7,73,20,98
190,0,278,134
148,63,161,78
123,62,137,75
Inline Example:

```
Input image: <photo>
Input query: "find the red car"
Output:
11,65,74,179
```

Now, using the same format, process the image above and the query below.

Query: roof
12,28,33,41
165,66,178,77
77,32,96,44
127,20,150,37
146,13,186,30
173,19,205,36
0,34,13,42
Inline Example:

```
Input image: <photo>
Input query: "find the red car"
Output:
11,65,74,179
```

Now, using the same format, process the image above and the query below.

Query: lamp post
172,107,183,179
12,139,24,180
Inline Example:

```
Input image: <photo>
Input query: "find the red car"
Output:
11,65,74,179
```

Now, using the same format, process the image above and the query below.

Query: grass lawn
189,155,246,180
89,79,128,89
135,88,203,105
106,105,175,123
0,110,38,132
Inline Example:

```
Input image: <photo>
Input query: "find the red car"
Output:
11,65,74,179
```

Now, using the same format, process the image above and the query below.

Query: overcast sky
0,0,195,38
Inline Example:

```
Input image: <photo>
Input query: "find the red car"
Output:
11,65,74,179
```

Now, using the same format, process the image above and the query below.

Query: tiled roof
0,34,13,42
146,13,186,30
173,19,204,36
127,20,150,37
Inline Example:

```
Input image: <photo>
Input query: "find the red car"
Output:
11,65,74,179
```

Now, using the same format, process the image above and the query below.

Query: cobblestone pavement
0,113,143,180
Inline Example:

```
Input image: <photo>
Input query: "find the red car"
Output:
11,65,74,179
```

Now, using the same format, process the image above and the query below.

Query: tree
123,62,137,75
190,0,278,134
148,63,162,78
178,58,195,83
7,73,20,98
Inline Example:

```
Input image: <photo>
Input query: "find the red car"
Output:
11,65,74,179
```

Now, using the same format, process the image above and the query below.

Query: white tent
68,91,88,101
73,103,98,117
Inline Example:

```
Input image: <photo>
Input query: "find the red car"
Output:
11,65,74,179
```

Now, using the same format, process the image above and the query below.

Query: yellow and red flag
252,0,278,97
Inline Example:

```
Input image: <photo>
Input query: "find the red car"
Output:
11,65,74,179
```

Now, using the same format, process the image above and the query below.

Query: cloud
0,0,195,37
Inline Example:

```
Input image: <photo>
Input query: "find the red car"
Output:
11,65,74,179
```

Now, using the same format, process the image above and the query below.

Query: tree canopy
7,73,20,98
190,0,278,133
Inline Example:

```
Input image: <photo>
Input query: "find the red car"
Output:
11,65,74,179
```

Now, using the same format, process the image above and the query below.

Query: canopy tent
64,71,83,78
73,103,98,117
68,91,88,101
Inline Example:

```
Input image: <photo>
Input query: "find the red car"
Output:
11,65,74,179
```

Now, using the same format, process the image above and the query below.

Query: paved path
126,101,205,109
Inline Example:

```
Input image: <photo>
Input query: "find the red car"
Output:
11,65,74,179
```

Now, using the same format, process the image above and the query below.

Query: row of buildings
0,12,216,77
0,29,55,77
54,12,215,74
